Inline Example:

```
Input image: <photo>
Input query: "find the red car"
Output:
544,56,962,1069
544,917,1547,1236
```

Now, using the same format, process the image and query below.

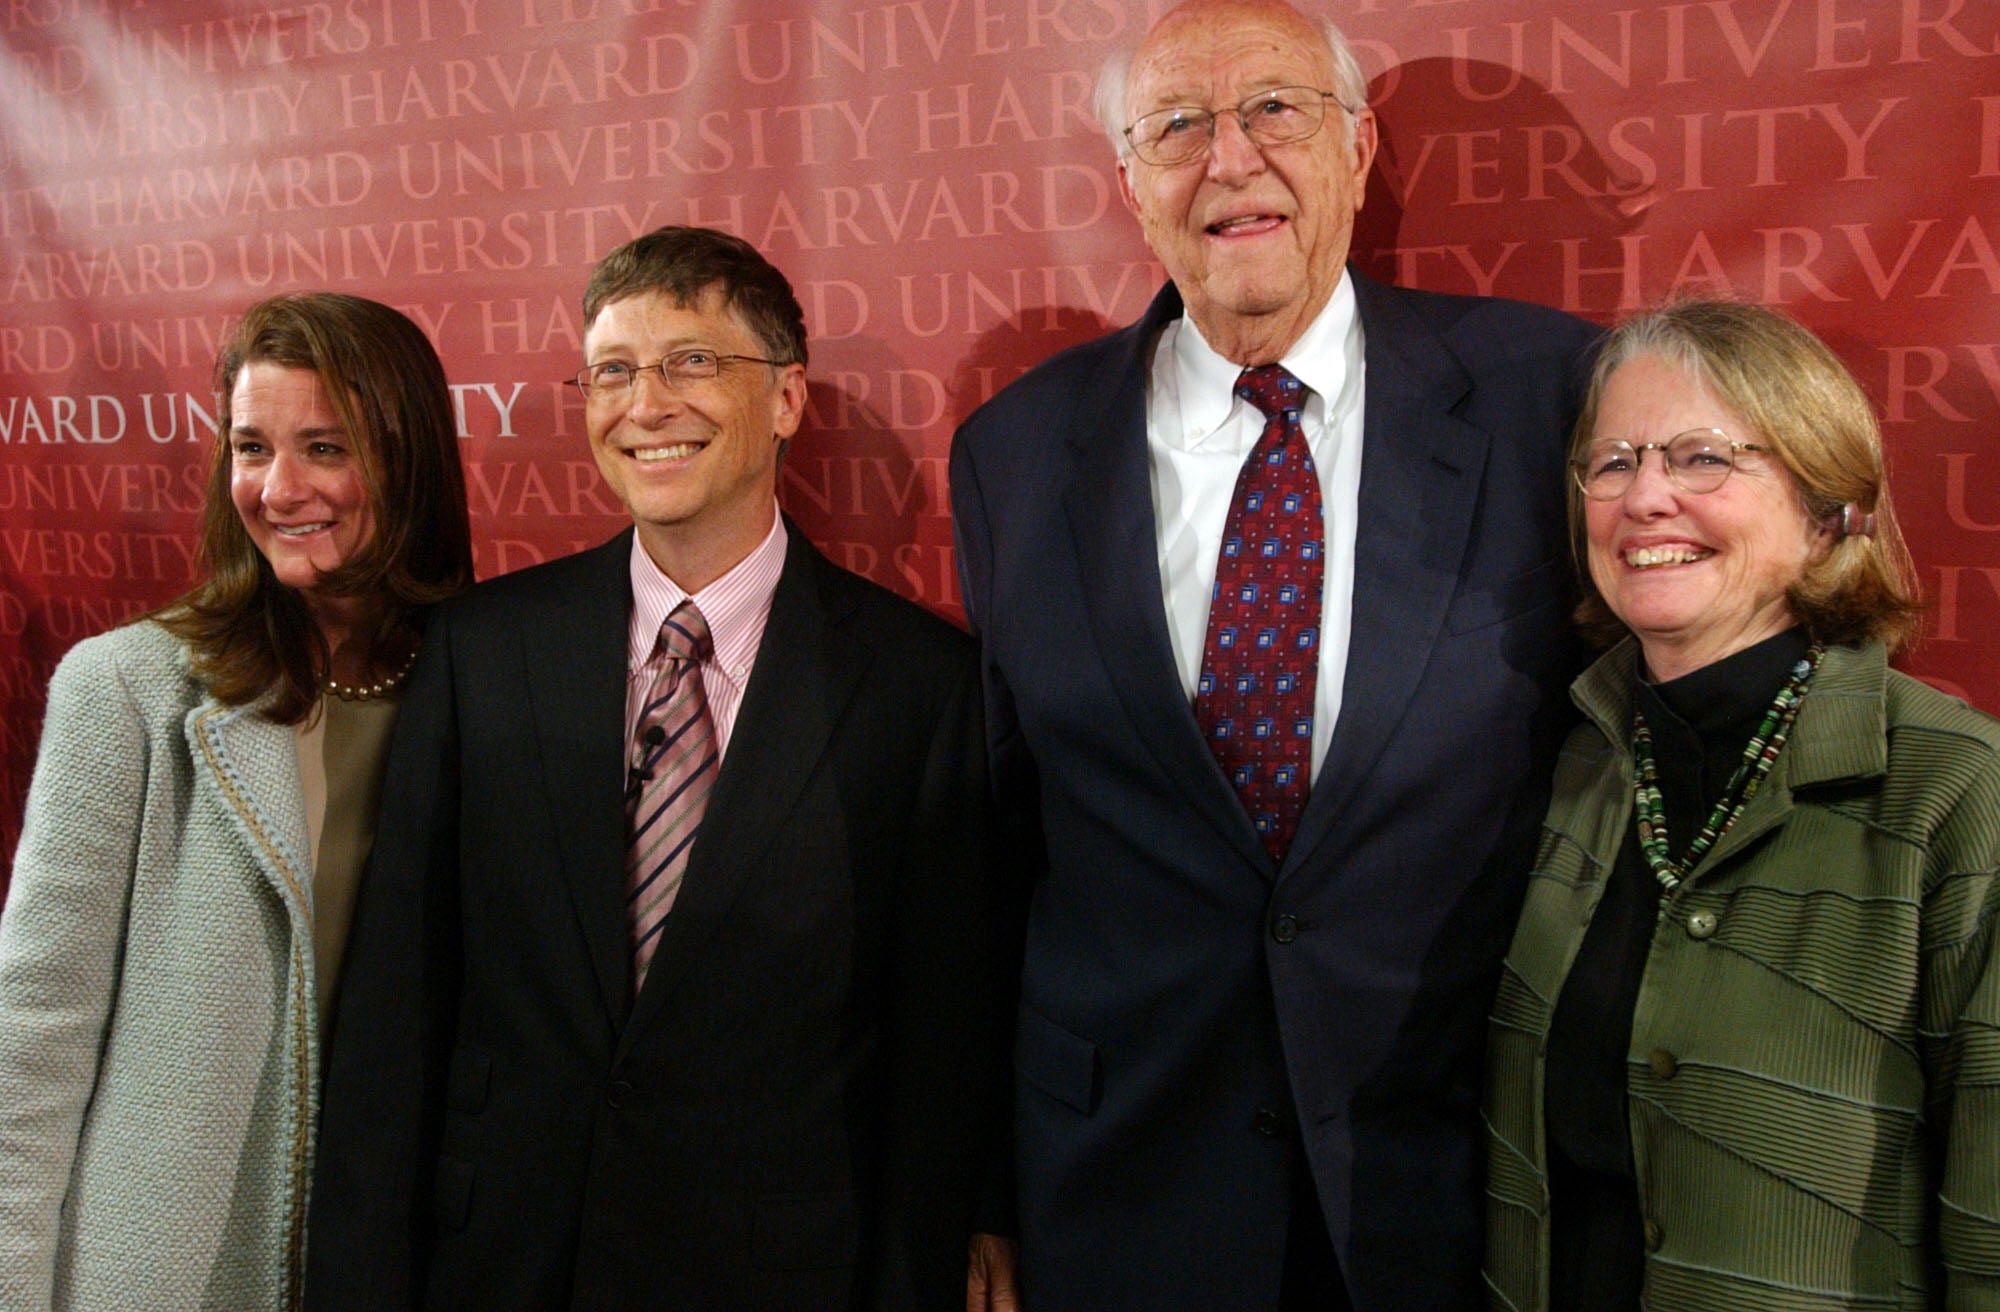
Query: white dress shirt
1145,273,1366,780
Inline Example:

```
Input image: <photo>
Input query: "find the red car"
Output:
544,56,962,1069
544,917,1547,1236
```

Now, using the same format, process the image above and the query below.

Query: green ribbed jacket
1484,639,2000,1311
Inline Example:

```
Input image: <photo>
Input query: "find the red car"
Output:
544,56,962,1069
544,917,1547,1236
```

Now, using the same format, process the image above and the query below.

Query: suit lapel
1285,272,1488,876
618,524,869,1051
1061,284,1269,870
517,532,635,1028
187,698,314,926
1693,643,1883,875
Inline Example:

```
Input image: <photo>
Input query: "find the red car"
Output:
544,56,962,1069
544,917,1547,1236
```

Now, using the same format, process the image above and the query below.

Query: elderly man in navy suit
952,2,1599,1308
309,226,1013,1312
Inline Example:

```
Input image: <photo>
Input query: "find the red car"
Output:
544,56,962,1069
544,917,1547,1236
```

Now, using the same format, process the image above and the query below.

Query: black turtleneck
1541,626,1813,1312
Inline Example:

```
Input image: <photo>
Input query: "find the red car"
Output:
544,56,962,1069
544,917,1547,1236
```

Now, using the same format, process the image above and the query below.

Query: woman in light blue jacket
0,293,472,1312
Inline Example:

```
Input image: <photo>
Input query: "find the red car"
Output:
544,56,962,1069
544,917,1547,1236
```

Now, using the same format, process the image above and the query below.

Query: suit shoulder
34,623,200,782
1373,281,1600,368
1875,669,2000,865
436,533,624,625
810,551,974,665
49,620,194,708
1883,668,2000,761
56,617,183,675
958,319,1145,440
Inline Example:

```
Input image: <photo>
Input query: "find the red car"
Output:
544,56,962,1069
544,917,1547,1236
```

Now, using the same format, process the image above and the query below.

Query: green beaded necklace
1631,642,1824,911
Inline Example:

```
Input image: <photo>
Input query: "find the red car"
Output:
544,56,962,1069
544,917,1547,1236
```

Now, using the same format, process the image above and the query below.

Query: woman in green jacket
1484,300,2000,1311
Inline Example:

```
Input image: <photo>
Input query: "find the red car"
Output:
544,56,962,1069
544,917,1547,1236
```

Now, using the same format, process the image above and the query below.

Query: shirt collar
1169,269,1358,447
627,504,787,681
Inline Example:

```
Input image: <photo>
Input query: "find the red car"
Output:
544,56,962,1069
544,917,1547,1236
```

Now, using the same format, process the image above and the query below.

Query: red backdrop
4,0,1997,874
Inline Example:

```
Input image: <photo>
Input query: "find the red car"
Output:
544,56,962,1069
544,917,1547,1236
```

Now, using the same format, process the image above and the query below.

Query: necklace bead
324,642,419,702
1631,642,1823,917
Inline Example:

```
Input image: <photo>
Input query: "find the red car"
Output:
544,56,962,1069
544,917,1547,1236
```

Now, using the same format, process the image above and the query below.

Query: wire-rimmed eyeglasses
1570,428,1773,500
1123,86,1355,167
570,349,785,399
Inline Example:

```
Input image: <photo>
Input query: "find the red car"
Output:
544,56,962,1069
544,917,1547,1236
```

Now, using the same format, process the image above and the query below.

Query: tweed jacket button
606,1080,636,1107
1648,1049,1679,1079
1686,910,1719,939
1271,914,1299,944
1643,1218,1664,1251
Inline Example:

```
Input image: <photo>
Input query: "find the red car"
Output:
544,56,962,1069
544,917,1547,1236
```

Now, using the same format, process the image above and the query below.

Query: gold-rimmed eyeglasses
1571,428,1773,500
1123,86,1355,167
570,349,785,399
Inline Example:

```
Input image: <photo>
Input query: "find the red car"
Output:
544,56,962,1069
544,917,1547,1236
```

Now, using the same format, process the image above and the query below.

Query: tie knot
1236,364,1305,421
657,600,713,665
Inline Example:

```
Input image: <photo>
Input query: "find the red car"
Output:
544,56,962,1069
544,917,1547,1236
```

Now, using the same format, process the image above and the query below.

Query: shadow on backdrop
1355,58,1649,323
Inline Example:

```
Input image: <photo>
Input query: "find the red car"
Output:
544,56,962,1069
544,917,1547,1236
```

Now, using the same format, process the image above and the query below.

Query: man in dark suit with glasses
953,2,1600,1307
310,225,1014,1312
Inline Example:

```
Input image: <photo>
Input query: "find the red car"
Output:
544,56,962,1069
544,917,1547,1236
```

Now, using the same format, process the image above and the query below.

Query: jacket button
1252,1108,1286,1138
1271,914,1299,944
1686,910,1719,939
1643,1218,1664,1251
1648,1049,1679,1080
607,1080,635,1107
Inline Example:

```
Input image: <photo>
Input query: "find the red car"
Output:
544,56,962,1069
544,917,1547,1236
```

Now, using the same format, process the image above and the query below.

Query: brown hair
582,226,808,368
155,293,474,723
1569,299,1922,653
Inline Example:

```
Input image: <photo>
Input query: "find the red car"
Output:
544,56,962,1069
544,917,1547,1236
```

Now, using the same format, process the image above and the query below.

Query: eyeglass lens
578,353,721,395
1578,429,1741,497
1130,87,1328,164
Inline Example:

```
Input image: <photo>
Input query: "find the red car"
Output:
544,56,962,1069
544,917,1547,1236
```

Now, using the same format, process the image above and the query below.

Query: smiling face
1585,353,1830,681
582,286,807,590
228,361,376,614
1117,0,1376,364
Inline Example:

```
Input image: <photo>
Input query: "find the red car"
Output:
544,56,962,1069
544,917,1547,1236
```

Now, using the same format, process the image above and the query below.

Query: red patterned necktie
626,600,718,992
1193,365,1324,865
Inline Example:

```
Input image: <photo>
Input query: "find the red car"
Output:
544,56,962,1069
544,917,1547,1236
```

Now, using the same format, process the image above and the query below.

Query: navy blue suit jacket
949,270,1598,1311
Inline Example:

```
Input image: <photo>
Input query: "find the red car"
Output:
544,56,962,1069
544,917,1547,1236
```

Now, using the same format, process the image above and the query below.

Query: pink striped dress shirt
622,507,787,765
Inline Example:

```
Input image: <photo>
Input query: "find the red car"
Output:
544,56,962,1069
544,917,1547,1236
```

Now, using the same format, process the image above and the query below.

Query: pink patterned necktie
1193,365,1324,865
626,600,719,992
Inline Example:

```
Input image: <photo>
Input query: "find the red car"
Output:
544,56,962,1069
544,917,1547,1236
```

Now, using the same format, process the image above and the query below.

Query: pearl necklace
324,642,419,702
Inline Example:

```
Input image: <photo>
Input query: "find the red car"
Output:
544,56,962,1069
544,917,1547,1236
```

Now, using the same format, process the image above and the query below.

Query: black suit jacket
949,271,1599,1311
306,523,1012,1312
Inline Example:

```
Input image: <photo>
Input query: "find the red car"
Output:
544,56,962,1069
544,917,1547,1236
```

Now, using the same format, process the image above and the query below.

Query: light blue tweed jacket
0,620,320,1312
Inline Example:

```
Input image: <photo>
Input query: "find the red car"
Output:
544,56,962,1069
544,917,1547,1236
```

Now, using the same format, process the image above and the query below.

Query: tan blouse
293,694,400,1030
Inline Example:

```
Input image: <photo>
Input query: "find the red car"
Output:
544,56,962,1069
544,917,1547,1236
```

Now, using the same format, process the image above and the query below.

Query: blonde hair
1570,299,1922,653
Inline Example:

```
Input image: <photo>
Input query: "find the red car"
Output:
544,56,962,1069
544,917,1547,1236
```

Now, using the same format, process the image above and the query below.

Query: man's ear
771,363,808,442
1347,107,1379,213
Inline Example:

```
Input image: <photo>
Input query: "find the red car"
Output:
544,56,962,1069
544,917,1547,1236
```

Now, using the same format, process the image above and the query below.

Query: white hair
1093,10,1369,160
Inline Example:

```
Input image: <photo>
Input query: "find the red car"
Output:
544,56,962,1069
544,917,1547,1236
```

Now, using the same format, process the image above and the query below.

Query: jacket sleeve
304,610,464,1312
864,635,1023,1310
948,415,1046,906
0,637,150,1312
1932,754,2000,1306
948,420,1046,1242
